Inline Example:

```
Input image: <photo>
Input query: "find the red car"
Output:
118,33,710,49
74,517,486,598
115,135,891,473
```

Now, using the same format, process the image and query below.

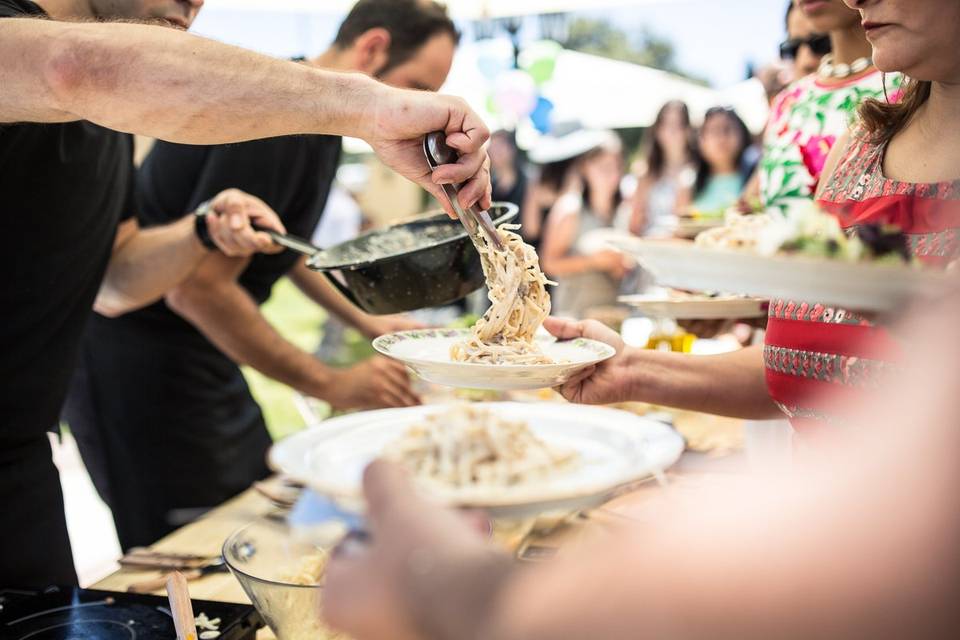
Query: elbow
43,28,112,110
165,280,216,320
164,284,199,317
93,289,136,319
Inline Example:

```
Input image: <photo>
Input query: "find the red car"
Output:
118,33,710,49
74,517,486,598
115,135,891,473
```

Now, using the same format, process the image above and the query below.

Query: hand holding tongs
423,131,505,252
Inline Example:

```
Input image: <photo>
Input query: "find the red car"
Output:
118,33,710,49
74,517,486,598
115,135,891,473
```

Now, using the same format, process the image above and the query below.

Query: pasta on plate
451,224,556,365
382,405,578,490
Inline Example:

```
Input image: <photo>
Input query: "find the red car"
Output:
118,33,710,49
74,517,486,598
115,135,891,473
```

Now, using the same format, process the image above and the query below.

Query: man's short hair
334,0,460,74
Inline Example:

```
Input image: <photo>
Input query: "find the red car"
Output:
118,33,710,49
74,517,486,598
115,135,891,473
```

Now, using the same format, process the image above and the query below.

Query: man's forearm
625,345,781,419
165,279,336,398
95,216,204,317
3,19,380,142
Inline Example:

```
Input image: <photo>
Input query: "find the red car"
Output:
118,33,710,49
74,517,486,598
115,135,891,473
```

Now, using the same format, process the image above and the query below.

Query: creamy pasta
694,213,772,251
283,550,329,586
451,224,556,365
383,405,578,489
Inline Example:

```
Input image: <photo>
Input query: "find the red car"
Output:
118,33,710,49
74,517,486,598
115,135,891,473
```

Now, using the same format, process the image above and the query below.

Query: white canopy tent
201,0,670,19
440,46,768,134
541,49,719,130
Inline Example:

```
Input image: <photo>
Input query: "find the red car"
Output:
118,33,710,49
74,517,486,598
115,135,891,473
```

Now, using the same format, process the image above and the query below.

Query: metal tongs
423,131,505,252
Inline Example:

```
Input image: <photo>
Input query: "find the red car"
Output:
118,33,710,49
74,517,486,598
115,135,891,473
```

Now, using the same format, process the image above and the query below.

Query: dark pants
63,314,272,551
0,434,78,587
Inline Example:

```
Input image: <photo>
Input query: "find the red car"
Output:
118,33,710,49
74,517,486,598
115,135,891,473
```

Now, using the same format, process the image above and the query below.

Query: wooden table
94,415,745,639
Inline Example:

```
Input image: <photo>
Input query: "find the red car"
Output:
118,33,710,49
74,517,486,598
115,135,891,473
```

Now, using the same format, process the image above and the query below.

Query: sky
191,0,787,89
584,0,787,87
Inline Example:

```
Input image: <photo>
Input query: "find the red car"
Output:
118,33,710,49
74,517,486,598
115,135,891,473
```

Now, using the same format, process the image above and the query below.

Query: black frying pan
264,203,518,315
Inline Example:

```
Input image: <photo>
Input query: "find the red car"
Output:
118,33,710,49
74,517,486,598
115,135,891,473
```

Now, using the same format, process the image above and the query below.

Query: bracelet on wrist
193,200,218,251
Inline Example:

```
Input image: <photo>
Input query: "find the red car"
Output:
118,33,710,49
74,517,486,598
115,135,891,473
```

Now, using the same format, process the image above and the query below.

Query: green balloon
520,40,561,86
486,93,499,115
528,58,556,86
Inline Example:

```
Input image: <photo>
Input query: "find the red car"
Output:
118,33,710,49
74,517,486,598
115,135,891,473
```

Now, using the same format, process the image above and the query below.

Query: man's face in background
375,32,457,92
90,0,203,30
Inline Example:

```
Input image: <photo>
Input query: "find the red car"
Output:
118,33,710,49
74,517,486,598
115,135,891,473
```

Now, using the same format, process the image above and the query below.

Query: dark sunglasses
779,33,831,60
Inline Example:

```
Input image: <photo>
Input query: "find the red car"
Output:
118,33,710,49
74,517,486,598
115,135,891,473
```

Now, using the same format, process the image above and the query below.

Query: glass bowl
223,515,345,640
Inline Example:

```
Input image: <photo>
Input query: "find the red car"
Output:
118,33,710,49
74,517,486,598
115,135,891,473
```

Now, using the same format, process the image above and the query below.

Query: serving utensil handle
257,227,322,256
166,571,197,640
423,131,505,251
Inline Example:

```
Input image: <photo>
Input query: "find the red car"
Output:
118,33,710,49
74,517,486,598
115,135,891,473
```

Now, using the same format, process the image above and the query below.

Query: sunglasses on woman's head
779,33,831,60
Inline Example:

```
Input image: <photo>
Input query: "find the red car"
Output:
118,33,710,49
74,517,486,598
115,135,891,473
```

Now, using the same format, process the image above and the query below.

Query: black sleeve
0,0,45,18
136,138,300,228
135,141,212,227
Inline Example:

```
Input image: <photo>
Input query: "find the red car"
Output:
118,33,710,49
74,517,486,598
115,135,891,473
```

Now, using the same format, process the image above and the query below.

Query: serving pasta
382,405,578,489
283,549,330,586
451,224,556,365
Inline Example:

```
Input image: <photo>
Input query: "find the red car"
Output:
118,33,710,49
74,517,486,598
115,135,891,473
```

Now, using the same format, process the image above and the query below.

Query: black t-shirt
127,134,342,341
0,0,136,440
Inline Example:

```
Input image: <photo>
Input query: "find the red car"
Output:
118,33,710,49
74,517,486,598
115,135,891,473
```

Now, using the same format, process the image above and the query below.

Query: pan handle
252,225,366,309
319,269,364,309
261,229,322,256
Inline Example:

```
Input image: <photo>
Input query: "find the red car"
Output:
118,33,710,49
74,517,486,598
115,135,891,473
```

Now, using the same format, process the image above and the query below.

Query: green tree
562,17,707,85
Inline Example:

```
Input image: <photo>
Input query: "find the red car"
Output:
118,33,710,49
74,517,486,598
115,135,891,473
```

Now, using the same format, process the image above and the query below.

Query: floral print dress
761,69,902,211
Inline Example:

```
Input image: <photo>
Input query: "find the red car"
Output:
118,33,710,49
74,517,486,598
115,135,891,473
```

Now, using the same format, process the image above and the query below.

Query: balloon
485,93,499,116
476,39,514,83
519,40,562,86
530,96,554,134
493,70,538,123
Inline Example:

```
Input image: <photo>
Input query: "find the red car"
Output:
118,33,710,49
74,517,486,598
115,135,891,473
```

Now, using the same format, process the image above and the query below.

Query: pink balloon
493,70,538,120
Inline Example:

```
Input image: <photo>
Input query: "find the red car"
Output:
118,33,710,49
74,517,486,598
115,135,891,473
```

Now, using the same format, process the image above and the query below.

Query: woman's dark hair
785,0,795,30
643,100,695,180
580,142,624,215
692,107,752,198
859,78,931,145
538,158,575,193
334,0,460,75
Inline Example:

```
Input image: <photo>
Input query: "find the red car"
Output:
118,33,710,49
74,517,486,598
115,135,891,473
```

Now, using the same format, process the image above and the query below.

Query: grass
242,277,383,441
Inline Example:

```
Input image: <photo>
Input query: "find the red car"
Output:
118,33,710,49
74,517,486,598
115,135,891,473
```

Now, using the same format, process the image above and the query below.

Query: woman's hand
544,317,641,405
590,249,630,280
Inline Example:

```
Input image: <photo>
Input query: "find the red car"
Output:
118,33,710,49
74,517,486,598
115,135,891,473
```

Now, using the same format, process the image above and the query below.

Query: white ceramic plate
372,329,615,391
618,289,767,319
611,237,953,313
269,402,685,518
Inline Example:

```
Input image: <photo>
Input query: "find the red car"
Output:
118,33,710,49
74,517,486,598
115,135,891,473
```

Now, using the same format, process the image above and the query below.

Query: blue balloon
530,96,555,134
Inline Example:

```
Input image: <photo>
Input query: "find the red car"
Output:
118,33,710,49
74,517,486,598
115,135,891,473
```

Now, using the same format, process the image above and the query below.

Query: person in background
540,0,959,432
489,129,528,212
519,159,577,250
676,107,752,217
781,0,831,80
540,132,631,318
63,0,460,552
628,101,696,237
761,0,898,210
741,1,831,205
